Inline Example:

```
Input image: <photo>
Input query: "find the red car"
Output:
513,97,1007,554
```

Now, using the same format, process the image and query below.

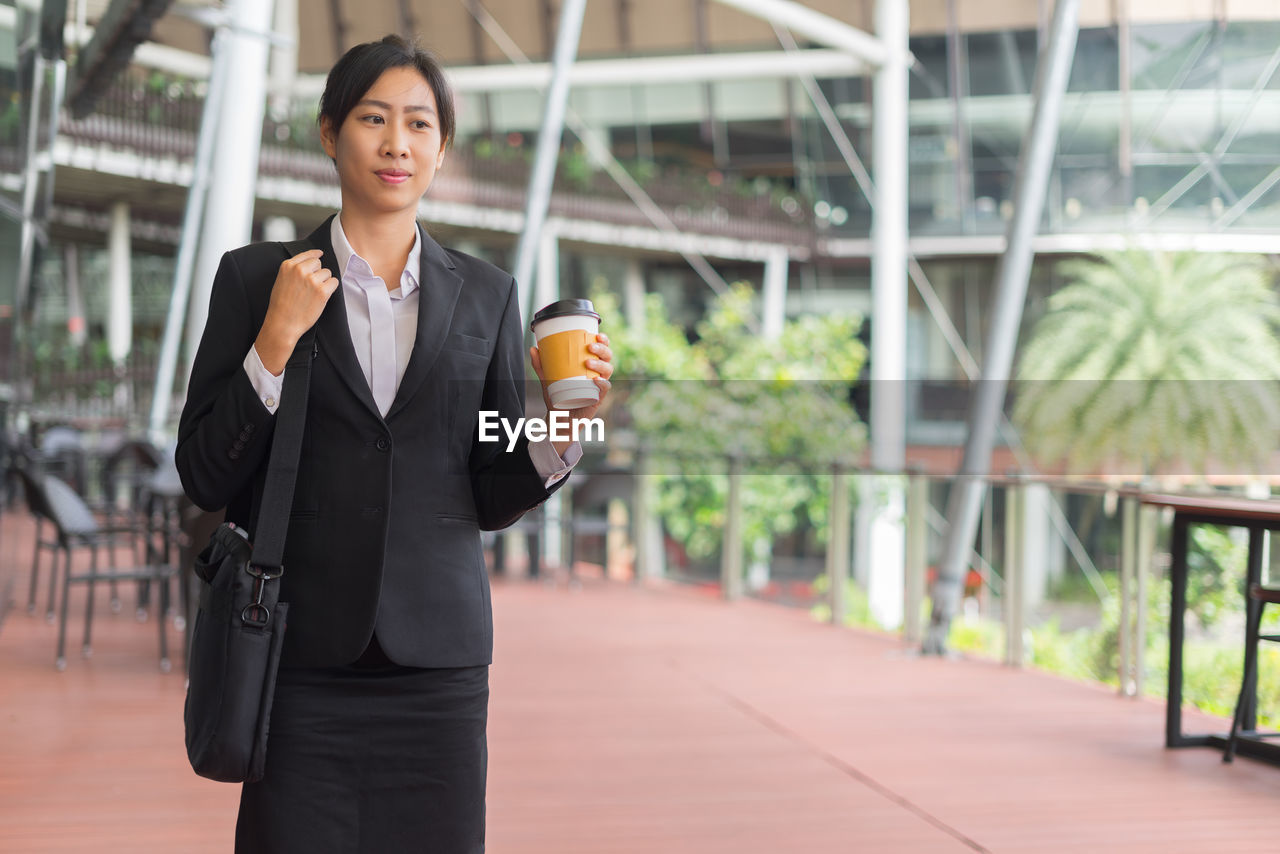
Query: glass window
966,30,1038,97
1068,28,1119,93
1220,22,1280,91
1130,22,1215,91
909,35,950,101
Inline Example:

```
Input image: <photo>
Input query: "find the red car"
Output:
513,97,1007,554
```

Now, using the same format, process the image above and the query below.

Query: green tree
595,284,866,574
1013,250,1280,474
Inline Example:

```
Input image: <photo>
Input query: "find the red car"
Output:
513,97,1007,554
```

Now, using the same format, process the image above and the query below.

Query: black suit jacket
176,216,561,668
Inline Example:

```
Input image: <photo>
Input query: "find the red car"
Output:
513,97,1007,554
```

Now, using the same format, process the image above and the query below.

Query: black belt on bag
184,238,317,784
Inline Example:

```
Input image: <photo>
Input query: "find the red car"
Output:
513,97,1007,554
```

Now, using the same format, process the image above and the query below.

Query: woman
177,35,613,853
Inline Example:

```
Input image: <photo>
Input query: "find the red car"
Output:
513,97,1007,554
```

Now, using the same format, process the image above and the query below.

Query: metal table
1143,493,1280,765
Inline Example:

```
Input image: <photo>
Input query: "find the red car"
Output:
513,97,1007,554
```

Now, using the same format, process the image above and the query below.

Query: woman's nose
382,123,410,157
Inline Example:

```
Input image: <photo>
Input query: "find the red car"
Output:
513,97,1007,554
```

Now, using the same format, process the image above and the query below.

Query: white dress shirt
243,214,580,487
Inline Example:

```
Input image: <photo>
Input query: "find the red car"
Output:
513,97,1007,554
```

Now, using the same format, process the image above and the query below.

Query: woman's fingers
529,346,545,381
588,336,613,378
288,248,324,264
311,265,339,295
265,249,339,344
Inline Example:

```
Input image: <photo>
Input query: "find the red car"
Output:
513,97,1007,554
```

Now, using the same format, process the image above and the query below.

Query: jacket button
243,423,255,434
227,449,241,460
376,438,391,452
233,440,245,451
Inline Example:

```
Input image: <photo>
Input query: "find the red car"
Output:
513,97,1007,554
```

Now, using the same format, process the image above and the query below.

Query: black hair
318,34,456,149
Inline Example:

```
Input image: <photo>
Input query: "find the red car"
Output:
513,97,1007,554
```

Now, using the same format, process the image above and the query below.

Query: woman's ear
319,116,338,160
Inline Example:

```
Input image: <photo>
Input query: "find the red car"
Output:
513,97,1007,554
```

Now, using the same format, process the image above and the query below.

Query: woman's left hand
529,333,614,454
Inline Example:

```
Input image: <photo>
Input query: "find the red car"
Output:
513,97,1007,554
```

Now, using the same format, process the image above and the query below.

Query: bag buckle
241,563,284,628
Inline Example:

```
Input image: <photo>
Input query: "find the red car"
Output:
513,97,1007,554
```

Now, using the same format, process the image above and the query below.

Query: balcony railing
55,71,816,248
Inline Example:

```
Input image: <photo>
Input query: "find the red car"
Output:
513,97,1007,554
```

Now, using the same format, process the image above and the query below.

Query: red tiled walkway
1,511,1277,852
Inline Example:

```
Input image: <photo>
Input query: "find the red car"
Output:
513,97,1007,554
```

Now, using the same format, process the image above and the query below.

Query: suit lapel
305,216,383,422
386,224,463,420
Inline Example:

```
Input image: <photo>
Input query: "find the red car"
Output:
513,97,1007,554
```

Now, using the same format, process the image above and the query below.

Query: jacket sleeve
175,251,279,512
468,277,566,530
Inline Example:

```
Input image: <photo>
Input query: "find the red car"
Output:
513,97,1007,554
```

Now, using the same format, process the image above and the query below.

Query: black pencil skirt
234,644,488,854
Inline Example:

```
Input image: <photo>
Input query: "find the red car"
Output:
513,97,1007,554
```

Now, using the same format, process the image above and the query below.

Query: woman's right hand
253,249,339,375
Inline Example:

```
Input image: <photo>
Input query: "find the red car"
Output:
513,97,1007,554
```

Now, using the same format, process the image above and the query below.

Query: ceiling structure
125,0,1208,74
146,0,879,71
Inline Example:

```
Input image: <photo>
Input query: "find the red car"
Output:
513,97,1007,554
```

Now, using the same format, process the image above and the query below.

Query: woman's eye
412,121,431,130
362,114,384,124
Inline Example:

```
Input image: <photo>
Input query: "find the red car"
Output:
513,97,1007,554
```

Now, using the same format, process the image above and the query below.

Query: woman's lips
377,170,410,184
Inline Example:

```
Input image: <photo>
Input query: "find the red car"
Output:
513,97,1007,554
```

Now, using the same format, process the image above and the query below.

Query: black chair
1223,583,1280,762
15,466,62,621
97,438,164,539
33,473,178,671
16,461,144,621
38,425,88,495
98,439,166,612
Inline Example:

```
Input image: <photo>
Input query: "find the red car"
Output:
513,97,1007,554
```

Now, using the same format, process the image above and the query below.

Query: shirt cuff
527,436,582,489
243,345,285,415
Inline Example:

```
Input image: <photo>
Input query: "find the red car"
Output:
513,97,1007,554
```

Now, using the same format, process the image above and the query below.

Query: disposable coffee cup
531,298,602,410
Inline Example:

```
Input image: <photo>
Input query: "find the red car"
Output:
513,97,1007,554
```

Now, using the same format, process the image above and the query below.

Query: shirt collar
330,212,422,294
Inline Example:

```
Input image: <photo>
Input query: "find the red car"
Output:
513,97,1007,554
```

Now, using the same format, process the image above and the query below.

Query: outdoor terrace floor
1,512,1277,853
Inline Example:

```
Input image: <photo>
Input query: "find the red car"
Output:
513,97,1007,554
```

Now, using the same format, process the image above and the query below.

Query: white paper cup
531,299,602,410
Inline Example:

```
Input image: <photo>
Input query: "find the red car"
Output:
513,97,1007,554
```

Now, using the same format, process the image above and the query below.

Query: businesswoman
176,35,612,853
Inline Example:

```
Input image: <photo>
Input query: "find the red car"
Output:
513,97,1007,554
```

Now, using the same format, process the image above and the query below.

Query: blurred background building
2,0,1279,677
3,0,1278,443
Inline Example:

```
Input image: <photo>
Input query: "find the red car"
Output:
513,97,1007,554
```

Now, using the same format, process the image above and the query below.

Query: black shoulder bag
184,239,316,783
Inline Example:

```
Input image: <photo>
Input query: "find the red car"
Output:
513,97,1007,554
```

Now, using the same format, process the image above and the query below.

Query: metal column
903,473,929,645
869,0,908,476
1136,502,1156,697
1004,483,1025,666
1120,494,1136,693
827,466,851,625
511,0,588,325
183,0,277,383
722,456,745,600
923,0,1081,654
623,259,646,334
64,245,86,348
107,201,133,367
761,247,789,340
15,54,65,330
268,0,299,112
14,52,46,326
148,29,230,441
866,0,909,630
535,223,560,311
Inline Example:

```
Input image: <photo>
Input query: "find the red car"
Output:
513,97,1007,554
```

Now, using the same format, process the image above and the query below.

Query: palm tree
1013,250,1280,476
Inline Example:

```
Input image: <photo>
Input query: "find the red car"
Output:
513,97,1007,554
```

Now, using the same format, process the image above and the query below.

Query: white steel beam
709,0,889,67
107,200,132,365
50,14,875,88
148,30,230,441
761,247,788,340
866,0,910,631
305,49,867,96
511,0,588,325
463,0,740,315
183,0,276,382
870,0,909,475
925,0,1083,656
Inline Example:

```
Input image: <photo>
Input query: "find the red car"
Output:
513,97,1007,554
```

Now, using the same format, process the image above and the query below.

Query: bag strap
251,238,321,571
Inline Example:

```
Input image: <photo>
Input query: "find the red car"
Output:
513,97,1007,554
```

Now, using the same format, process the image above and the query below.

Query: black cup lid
531,298,601,326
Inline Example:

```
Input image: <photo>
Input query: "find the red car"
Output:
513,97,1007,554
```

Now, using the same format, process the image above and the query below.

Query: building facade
1,0,1278,436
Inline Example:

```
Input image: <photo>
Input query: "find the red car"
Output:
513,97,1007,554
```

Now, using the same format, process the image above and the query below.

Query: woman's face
320,66,447,218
